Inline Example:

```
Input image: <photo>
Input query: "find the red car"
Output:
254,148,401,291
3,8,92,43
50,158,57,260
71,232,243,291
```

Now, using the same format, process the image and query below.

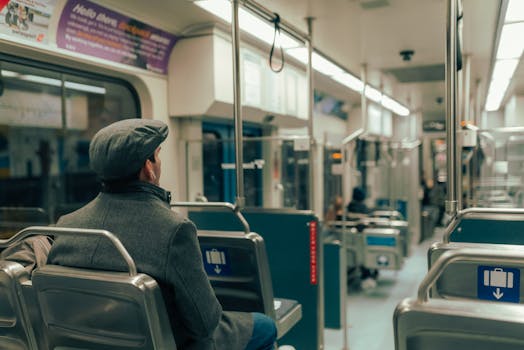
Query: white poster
0,0,58,43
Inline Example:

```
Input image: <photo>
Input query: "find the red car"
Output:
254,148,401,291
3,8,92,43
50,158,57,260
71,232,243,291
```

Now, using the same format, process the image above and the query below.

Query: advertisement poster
57,0,177,74
0,0,57,43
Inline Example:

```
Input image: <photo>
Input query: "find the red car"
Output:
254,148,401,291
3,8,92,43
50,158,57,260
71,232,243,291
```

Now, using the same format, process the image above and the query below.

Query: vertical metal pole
463,54,471,122
457,54,470,210
474,78,481,127
232,0,245,208
306,17,324,350
306,17,315,212
361,64,368,132
445,0,458,216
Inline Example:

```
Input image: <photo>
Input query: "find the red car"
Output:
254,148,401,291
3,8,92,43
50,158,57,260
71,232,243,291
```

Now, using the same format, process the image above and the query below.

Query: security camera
400,50,415,61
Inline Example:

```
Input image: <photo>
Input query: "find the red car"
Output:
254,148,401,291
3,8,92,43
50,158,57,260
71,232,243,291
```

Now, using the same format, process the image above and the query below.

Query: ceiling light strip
196,0,410,116
485,0,524,111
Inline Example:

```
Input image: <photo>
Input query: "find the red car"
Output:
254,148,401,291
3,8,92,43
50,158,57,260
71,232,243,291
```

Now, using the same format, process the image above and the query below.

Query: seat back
32,265,176,350
395,297,524,350
8,226,176,350
198,230,276,319
0,261,38,350
428,241,524,302
363,227,403,270
362,217,410,257
394,247,524,350
445,208,524,244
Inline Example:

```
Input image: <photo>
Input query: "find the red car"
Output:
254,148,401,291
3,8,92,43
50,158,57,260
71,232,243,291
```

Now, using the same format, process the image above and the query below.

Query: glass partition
467,127,524,208
185,136,311,210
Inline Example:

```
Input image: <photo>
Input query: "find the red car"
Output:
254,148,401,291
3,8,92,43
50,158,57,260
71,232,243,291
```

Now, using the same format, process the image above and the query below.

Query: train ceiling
97,0,507,123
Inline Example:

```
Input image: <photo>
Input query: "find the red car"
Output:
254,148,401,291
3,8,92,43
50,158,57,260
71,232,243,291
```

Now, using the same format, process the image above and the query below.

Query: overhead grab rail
170,202,250,234
0,226,137,276
242,0,308,44
417,247,524,303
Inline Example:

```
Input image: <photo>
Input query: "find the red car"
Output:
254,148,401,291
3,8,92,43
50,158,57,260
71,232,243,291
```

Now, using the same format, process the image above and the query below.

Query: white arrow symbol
493,288,504,299
214,265,222,274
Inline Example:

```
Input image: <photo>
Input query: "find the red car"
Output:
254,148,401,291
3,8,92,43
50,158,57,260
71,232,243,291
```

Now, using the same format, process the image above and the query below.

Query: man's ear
139,159,155,182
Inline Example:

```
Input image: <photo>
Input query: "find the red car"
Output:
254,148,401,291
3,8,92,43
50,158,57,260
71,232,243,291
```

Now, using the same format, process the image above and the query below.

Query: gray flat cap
89,119,168,180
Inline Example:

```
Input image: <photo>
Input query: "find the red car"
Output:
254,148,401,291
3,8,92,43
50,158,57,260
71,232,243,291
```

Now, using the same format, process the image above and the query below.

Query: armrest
274,298,302,339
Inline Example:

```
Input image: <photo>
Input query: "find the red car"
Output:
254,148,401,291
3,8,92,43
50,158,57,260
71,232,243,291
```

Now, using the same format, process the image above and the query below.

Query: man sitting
46,118,277,350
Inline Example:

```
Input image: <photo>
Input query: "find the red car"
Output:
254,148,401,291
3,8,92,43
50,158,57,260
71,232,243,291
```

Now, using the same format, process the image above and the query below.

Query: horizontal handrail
171,201,250,234
0,226,137,276
444,207,524,242
341,128,364,146
418,247,524,303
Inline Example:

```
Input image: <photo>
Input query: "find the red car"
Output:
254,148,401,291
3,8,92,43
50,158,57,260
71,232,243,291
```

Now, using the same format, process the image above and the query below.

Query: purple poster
57,0,177,74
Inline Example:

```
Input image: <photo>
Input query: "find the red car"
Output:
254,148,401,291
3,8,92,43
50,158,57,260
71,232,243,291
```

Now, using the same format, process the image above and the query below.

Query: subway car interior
1,0,524,349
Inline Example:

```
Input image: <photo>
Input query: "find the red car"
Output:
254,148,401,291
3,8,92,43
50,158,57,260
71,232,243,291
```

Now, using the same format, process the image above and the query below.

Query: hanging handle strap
269,13,285,73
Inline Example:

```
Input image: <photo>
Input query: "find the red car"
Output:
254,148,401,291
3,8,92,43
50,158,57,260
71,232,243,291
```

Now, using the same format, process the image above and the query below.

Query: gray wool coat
47,181,253,350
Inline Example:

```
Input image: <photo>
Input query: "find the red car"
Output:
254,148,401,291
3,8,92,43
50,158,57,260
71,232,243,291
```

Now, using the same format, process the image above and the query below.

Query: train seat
445,208,524,244
394,297,524,350
32,265,176,350
197,230,302,338
325,221,404,270
0,260,39,350
371,209,404,221
394,247,524,350
363,227,403,270
428,241,524,302
362,217,410,257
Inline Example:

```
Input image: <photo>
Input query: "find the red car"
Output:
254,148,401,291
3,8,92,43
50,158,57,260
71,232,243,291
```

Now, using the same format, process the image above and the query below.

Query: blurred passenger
347,187,370,215
346,187,377,290
47,119,277,350
325,195,344,222
421,177,433,206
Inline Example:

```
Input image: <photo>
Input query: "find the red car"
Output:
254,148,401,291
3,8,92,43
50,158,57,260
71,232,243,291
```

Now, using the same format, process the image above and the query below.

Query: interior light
13,73,106,94
312,52,344,76
194,0,231,23
286,47,307,64
64,81,106,94
239,8,299,48
365,85,382,103
195,0,410,116
196,0,299,49
331,152,342,160
22,75,62,86
382,95,410,116
496,22,524,59
492,59,519,81
332,72,364,92
505,0,524,23
0,70,18,78
485,80,509,111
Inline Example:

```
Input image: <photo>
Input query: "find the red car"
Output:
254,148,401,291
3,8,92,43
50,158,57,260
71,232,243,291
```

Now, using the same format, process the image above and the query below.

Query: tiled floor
324,228,445,350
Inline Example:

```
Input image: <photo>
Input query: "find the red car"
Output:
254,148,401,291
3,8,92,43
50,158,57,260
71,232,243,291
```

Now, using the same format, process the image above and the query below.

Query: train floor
324,227,446,350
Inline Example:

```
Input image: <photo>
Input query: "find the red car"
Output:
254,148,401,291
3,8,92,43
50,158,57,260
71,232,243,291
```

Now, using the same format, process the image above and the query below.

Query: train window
0,59,140,224
201,122,262,206
202,131,224,202
188,127,312,210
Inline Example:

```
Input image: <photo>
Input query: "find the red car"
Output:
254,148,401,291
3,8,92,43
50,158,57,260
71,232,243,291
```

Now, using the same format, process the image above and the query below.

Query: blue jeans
244,312,277,350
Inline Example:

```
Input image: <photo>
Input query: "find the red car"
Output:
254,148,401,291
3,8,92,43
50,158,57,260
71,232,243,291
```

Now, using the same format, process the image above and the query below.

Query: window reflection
0,60,139,226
